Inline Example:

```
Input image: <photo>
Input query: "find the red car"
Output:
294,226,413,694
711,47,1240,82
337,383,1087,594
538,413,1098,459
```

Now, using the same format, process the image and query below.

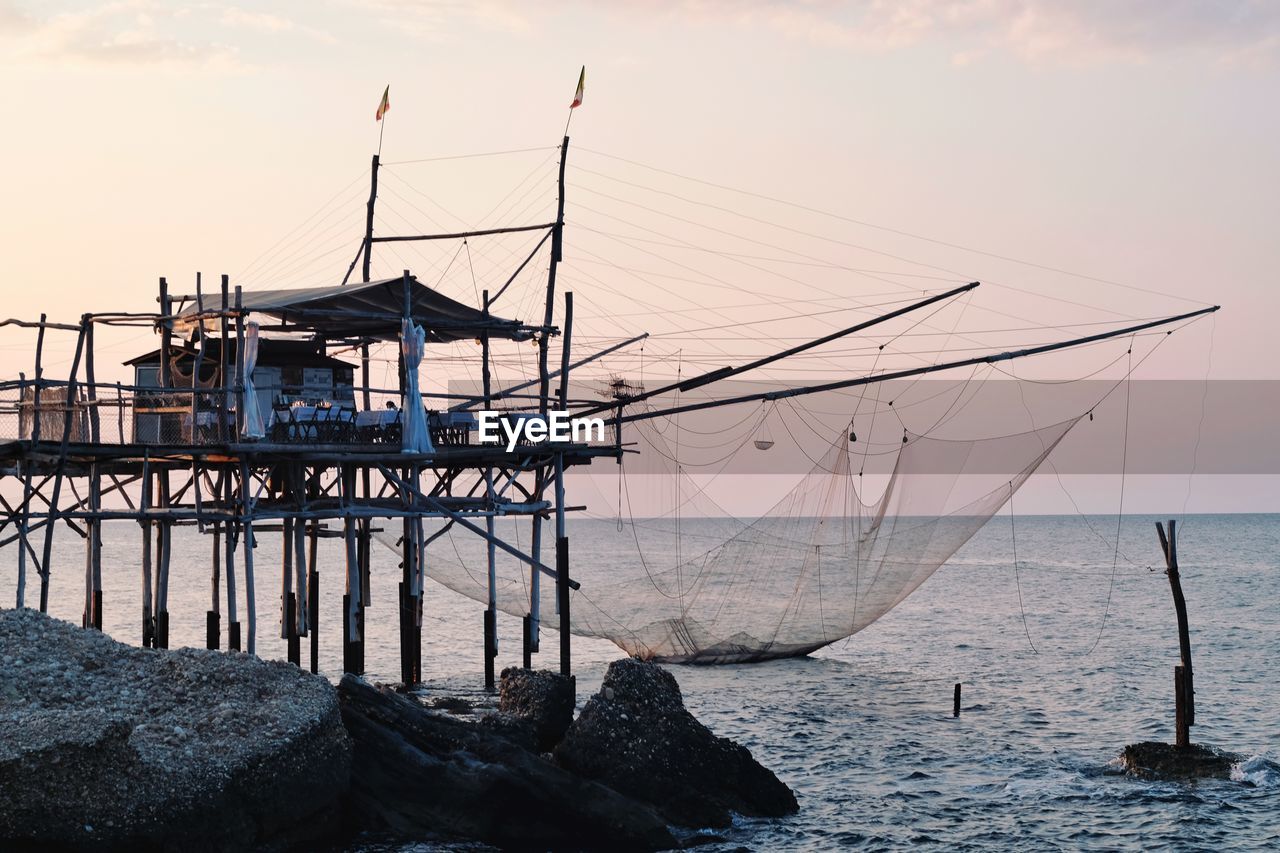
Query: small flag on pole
570,66,585,109
376,85,390,121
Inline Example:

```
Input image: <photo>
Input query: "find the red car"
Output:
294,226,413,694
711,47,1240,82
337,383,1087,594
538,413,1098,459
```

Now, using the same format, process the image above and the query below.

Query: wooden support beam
15,315,47,608
370,222,554,244
38,315,88,612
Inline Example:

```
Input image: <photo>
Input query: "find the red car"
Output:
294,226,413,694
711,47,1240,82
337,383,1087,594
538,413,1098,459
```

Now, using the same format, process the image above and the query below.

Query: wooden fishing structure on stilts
0,134,601,690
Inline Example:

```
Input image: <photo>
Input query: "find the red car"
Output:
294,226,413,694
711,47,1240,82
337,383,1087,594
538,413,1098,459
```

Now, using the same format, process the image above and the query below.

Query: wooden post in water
83,462,102,630
286,592,300,667
224,472,240,651
343,463,363,675
398,466,412,686
155,470,172,648
208,471,222,650
953,683,961,718
283,506,298,665
308,511,320,674
208,525,222,650
292,468,309,642
140,453,154,646
1156,519,1195,749
240,457,257,656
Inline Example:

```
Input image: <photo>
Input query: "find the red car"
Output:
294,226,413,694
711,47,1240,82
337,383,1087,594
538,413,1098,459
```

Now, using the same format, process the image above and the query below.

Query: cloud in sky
2,1,1276,70
0,1,239,70
340,0,532,41
648,0,1280,66
335,0,1280,67
0,1,336,71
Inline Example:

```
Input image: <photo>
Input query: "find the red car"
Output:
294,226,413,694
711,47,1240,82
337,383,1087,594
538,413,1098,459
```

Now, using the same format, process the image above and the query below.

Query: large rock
338,674,676,850
555,657,799,828
496,666,575,750
1120,741,1240,780
0,608,350,850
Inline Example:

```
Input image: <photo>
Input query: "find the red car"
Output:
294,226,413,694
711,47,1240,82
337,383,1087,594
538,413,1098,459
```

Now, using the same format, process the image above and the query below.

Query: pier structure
0,137,615,688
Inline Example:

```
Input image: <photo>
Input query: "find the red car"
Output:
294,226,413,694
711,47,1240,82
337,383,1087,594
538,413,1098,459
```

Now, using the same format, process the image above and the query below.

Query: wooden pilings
283,515,299,666
154,470,172,649
286,592,300,666
224,472,240,651
208,509,221,650
399,539,422,685
343,463,365,675
140,456,154,647
83,462,103,631
557,535,571,677
309,537,320,674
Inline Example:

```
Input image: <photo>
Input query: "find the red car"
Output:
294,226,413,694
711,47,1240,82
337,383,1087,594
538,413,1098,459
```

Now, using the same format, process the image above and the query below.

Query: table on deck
262,406,478,446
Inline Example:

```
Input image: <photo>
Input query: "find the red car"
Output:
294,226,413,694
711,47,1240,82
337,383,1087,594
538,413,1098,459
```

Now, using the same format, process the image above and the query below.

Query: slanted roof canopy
176,276,534,343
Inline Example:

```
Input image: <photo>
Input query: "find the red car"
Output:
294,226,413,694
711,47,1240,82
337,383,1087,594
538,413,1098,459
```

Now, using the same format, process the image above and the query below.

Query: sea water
9,513,1279,850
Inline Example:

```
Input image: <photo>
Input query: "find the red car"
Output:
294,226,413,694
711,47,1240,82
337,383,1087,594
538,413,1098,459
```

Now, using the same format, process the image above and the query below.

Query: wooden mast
362,155,379,283
528,135,571,668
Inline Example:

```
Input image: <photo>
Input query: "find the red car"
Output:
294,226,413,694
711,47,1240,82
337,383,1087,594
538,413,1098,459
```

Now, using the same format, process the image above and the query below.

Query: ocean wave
1231,755,1280,788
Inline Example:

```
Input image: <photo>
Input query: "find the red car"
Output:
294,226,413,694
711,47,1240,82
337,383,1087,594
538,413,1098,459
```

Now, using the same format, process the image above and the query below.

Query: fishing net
392,409,1081,663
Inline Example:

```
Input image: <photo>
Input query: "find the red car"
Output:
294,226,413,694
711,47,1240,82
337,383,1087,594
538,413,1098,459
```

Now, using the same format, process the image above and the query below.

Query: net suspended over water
392,414,1080,663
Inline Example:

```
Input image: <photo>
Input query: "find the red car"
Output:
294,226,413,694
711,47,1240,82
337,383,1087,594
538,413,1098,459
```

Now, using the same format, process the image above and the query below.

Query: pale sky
1,1,1277,512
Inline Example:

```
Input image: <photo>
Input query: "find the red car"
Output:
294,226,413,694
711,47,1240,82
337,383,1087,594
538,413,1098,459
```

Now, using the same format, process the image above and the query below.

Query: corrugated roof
175,276,533,342
124,339,356,370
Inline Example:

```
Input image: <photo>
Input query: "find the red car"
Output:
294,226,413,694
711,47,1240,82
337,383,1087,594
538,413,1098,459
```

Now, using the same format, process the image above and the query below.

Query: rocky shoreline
0,609,798,850
0,608,350,850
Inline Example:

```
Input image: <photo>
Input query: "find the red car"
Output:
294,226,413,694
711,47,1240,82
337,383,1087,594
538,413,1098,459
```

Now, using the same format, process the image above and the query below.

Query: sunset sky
1,1,1277,509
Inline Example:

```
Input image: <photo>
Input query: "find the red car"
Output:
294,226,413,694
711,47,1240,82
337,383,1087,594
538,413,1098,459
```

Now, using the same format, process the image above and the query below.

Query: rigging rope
1008,485,1038,654
1084,340,1134,656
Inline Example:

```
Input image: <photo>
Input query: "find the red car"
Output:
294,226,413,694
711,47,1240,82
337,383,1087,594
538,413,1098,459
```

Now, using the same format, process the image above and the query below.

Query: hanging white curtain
241,321,266,439
401,319,433,454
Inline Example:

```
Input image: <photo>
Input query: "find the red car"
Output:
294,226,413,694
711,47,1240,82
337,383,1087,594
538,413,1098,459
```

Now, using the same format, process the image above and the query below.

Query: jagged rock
338,674,677,850
0,608,351,850
1120,741,1240,780
555,658,799,828
497,666,576,750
